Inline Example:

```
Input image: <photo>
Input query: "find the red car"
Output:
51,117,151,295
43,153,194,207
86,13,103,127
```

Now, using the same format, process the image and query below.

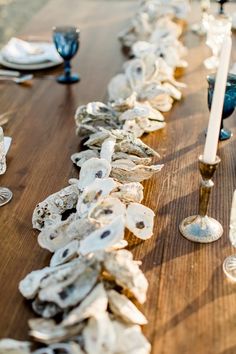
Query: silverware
0,74,33,84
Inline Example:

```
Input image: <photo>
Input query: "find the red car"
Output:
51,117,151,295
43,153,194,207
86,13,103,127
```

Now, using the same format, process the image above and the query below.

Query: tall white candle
203,35,232,164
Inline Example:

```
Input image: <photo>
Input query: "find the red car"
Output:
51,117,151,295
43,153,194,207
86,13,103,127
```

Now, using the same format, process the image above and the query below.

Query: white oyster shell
37,216,100,253
109,92,137,112
32,184,81,231
0,339,31,354
78,157,111,189
38,263,100,308
111,160,163,183
104,250,148,304
148,93,173,112
75,102,119,136
112,152,151,165
33,342,84,354
62,283,108,327
19,267,52,299
50,240,80,267
111,182,144,204
108,289,148,325
122,119,144,137
100,137,116,163
37,214,76,252
126,203,155,239
88,197,126,225
29,318,84,345
32,298,61,318
77,178,116,217
71,150,99,167
111,320,151,354
119,103,164,122
79,216,125,255
19,259,83,299
83,312,116,354
108,74,132,102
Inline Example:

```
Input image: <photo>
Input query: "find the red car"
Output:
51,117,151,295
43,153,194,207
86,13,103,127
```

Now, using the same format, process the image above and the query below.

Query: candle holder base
179,215,223,243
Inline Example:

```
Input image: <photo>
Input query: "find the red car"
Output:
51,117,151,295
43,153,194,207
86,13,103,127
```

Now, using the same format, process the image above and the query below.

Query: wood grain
0,1,235,354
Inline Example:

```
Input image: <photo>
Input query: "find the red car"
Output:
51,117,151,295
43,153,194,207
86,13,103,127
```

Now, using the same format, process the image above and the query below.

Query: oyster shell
88,197,126,225
108,289,147,325
32,184,80,231
50,240,80,267
71,150,99,168
47,342,84,354
19,267,52,299
148,93,173,112
119,103,164,122
32,298,62,318
111,319,151,354
33,342,84,354
78,158,111,189
114,131,160,158
75,102,119,136
104,250,148,304
37,215,77,252
124,58,146,91
84,130,110,148
79,216,125,255
108,74,132,102
19,259,82,299
29,318,84,345
38,217,100,252
83,312,116,354
111,182,144,204
62,283,108,327
100,137,116,163
126,202,155,239
38,263,100,308
111,160,163,183
77,178,116,217
0,339,31,354
122,119,144,138
109,92,137,112
136,116,166,133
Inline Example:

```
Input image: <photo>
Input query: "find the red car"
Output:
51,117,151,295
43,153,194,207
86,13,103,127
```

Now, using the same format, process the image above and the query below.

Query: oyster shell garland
5,1,190,353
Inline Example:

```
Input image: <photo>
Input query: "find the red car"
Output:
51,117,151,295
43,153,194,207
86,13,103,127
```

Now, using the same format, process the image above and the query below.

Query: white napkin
4,137,12,155
1,37,62,64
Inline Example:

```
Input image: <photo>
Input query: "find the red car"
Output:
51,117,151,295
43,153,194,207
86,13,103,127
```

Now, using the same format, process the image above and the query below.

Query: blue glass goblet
53,26,80,84
217,0,228,15
207,73,236,141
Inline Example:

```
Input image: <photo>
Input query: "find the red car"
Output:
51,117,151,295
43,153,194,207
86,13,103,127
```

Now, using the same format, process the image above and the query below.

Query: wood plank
0,1,235,354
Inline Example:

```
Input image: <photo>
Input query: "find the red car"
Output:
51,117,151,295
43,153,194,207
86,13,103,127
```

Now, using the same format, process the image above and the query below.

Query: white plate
0,53,63,71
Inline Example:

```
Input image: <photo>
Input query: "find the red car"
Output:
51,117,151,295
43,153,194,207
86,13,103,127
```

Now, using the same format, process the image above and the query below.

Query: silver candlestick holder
179,155,223,243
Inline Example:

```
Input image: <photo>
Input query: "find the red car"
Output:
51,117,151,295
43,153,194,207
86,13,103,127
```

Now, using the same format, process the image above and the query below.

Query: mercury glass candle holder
179,155,223,243
207,73,236,141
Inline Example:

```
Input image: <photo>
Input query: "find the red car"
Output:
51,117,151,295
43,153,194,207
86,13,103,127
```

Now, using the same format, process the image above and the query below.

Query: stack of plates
0,37,63,70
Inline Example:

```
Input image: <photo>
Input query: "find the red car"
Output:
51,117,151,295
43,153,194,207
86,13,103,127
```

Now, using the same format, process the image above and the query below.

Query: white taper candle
203,35,232,164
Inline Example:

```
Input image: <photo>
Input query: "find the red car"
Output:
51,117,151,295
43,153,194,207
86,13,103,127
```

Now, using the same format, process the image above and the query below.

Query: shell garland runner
0,1,190,353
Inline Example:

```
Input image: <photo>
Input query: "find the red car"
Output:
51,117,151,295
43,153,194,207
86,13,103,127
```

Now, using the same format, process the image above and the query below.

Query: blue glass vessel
207,73,236,141
53,26,80,84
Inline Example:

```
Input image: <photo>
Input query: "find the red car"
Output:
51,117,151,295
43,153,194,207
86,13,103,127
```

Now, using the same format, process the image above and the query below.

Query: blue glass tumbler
207,73,236,141
53,26,80,84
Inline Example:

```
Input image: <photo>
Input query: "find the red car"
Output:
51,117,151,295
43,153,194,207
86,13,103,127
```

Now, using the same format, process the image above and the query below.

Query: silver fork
0,74,33,84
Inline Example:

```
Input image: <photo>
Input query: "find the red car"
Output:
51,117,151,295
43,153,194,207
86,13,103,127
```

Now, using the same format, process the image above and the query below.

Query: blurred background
0,0,48,46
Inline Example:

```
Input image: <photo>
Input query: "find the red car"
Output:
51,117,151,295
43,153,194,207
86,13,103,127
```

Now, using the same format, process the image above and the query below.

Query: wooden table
0,1,236,353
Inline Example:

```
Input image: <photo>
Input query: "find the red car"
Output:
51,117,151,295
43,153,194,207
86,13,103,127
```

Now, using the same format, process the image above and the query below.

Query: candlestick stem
179,155,223,243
